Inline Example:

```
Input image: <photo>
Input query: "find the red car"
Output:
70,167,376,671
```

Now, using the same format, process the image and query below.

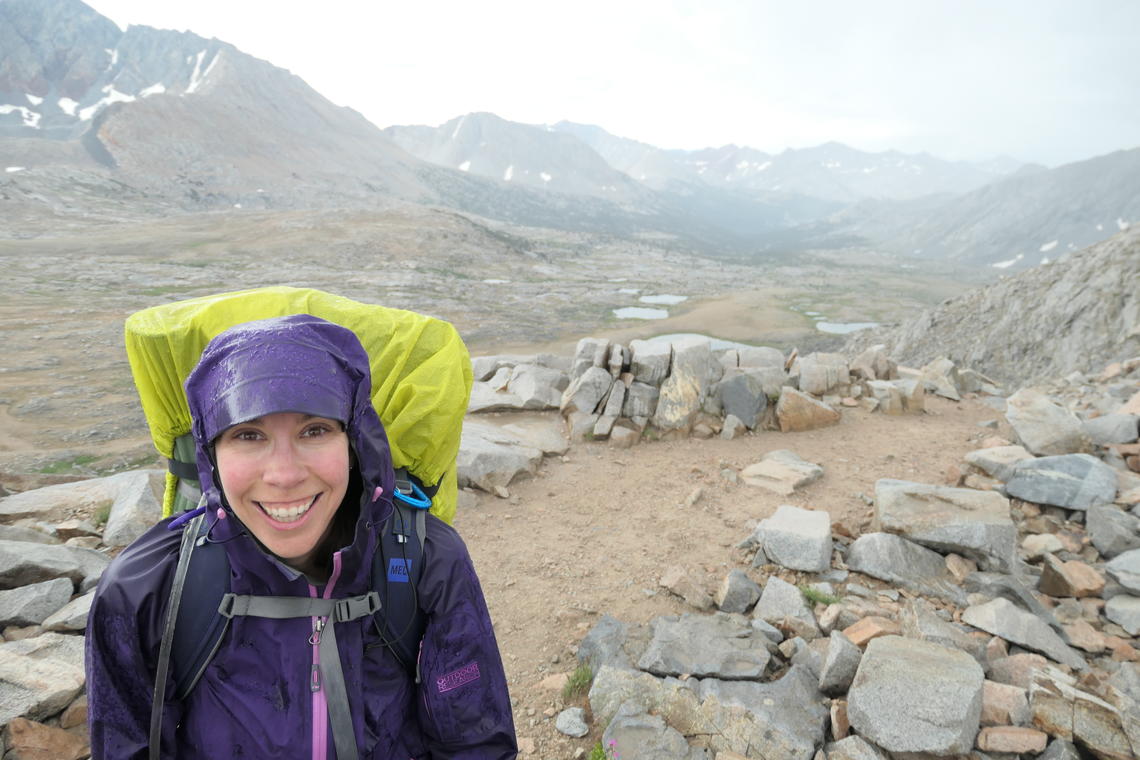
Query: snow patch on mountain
79,85,135,120
25,93,43,106
0,105,41,128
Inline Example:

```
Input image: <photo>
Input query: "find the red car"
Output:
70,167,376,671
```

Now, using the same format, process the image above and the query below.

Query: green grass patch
94,503,112,527
562,663,593,702
799,584,841,606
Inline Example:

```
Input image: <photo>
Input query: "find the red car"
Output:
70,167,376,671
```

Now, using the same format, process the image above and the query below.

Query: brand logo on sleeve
437,661,480,693
387,557,412,582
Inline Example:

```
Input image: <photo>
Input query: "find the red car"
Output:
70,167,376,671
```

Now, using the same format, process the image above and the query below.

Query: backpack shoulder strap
149,512,232,758
373,493,428,676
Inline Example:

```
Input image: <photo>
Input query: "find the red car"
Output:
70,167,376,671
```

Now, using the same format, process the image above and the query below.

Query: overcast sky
85,0,1139,167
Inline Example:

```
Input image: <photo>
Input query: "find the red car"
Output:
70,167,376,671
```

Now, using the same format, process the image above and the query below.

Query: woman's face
214,411,350,574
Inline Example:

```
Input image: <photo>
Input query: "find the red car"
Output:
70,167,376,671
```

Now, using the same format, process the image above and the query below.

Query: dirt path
454,395,1006,757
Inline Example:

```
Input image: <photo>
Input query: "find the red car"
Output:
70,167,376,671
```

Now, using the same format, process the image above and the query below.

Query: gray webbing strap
219,591,379,760
150,513,206,760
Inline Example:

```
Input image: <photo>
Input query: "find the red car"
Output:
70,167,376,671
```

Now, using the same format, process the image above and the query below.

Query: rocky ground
3,331,1139,759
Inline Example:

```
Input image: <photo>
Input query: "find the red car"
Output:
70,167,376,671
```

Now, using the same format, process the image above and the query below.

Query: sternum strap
218,591,380,760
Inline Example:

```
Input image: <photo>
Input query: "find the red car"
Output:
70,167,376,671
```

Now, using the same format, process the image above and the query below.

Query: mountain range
1,0,1137,269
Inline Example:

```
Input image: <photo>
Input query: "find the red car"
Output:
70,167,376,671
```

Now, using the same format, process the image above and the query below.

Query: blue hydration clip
393,472,432,509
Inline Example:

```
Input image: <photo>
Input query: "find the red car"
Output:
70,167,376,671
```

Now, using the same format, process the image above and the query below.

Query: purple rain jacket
86,315,517,759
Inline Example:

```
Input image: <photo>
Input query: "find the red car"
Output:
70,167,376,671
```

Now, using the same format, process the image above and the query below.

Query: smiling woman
85,314,518,759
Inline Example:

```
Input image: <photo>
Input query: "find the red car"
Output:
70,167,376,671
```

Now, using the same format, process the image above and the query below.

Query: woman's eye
232,429,263,442
301,425,332,438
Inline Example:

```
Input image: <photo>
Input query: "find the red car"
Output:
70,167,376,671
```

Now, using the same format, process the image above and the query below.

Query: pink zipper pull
310,663,321,692
309,617,325,645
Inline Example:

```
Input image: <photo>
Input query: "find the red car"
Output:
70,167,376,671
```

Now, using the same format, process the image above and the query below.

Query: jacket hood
184,315,396,526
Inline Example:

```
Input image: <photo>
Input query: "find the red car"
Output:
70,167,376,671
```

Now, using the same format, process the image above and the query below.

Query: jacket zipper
310,552,345,760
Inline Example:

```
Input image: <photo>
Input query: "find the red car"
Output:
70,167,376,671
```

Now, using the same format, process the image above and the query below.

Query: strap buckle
334,592,380,622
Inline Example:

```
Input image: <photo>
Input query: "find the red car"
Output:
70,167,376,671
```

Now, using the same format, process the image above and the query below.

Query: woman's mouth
255,495,318,525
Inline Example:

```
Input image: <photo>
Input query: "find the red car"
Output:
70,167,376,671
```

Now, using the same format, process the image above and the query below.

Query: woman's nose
262,441,307,486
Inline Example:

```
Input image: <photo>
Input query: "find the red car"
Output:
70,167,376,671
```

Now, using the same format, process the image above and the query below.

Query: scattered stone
1,717,88,760
921,357,963,401
555,707,589,738
1040,738,1083,759
659,566,715,611
1088,505,1140,559
741,451,824,497
976,725,1048,753
899,598,986,663
964,445,1034,482
873,478,1016,572
1006,453,1118,510
754,576,820,639
59,694,86,730
962,598,1087,670
825,734,886,760
1105,595,1140,636
1062,620,1107,654
1023,534,1065,559
776,388,841,432
1084,414,1140,446
1029,670,1135,759
638,613,771,679
0,633,86,725
717,373,767,430
720,414,746,440
964,572,1065,634
560,366,614,416
577,615,634,673
841,617,900,648
1105,550,1140,594
0,541,108,592
818,631,862,696
982,680,1031,726
715,569,761,614
798,353,850,396
847,636,984,756
456,420,545,492
628,340,671,386
1038,554,1105,598
0,579,73,628
651,337,719,433
751,504,832,573
1005,388,1090,456
41,590,94,632
945,553,979,583
846,533,967,605
52,519,100,541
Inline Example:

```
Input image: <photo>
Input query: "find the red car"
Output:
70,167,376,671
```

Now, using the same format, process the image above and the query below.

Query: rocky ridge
845,226,1140,387
2,331,1139,758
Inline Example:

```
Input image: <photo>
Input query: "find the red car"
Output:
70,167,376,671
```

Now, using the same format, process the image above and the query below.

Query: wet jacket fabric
86,315,517,759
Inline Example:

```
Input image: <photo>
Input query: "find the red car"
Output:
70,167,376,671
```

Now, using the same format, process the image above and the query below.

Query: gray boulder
0,579,73,628
798,352,850,396
865,380,905,415
1106,549,1140,594
570,337,611,380
1105,595,1140,635
467,382,525,413
102,469,165,548
873,479,1016,572
651,337,720,432
637,613,771,680
818,630,862,695
456,420,544,492
741,452,824,497
962,598,1087,670
628,339,672,387
601,701,700,760
1005,388,1090,456
716,373,767,430
738,346,785,369
751,504,832,573
498,414,570,456
776,388,841,432
578,615,636,673
622,381,659,418
42,590,94,632
0,540,108,591
899,598,987,663
1083,413,1139,445
847,636,984,756
754,576,820,638
715,569,761,614
554,707,589,738
826,735,888,760
1088,505,1140,559
560,366,613,415
1005,453,1118,510
846,533,968,605
921,357,963,401
964,572,1066,637
0,633,86,725
963,445,1034,482
850,345,897,381
506,364,568,409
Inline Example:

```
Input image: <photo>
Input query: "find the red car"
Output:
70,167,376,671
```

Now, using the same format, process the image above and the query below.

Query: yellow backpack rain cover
124,286,472,525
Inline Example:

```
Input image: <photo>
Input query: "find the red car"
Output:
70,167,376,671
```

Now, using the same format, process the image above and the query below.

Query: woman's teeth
257,496,316,523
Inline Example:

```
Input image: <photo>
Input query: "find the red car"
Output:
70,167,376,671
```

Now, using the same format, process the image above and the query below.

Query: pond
638,294,688,305
816,321,878,334
613,307,669,320
648,333,764,351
